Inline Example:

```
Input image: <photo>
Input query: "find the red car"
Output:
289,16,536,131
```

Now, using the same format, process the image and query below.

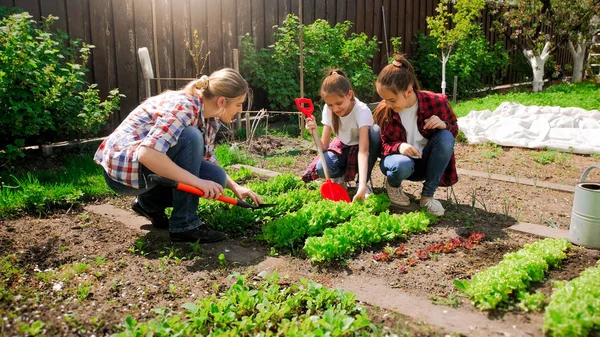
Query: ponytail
374,54,419,127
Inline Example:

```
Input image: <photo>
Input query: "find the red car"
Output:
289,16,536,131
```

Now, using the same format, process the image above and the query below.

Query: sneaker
131,199,169,229
386,181,410,206
170,226,227,243
331,177,347,189
420,197,445,216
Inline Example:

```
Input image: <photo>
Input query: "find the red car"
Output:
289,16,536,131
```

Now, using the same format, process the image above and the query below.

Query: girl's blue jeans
315,125,382,182
103,126,227,233
380,129,454,197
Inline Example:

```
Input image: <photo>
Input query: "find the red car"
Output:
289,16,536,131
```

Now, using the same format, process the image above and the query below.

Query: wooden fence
1,0,573,130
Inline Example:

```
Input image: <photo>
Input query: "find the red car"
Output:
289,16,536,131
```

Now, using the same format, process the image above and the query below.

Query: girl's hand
197,179,225,200
399,143,422,158
353,185,367,202
423,116,447,130
305,118,318,132
233,185,264,205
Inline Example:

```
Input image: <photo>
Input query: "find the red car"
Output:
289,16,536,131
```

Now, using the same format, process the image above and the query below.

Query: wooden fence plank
40,0,67,32
355,0,364,32
134,0,156,100
112,0,138,118
89,0,117,128
264,0,277,46
303,0,314,23
222,0,238,67
404,0,413,56
13,0,40,21
315,0,325,20
326,0,336,27
419,0,426,34
346,0,356,32
390,0,398,39
337,0,347,23
278,0,291,25
64,0,94,84
155,0,175,89
398,0,406,53
237,0,251,36
412,0,420,43
251,0,265,48
0,0,15,7
290,0,299,17
171,0,194,79
373,0,382,71
364,0,373,38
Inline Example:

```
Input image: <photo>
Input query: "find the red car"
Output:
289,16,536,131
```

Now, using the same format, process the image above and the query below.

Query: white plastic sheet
457,102,600,154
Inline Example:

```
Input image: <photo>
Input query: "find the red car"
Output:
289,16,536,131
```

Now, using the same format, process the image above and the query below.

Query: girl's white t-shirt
321,98,374,146
398,100,428,156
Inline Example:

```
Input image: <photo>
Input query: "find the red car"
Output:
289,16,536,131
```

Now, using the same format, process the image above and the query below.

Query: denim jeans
315,125,382,182
103,126,227,233
380,129,454,197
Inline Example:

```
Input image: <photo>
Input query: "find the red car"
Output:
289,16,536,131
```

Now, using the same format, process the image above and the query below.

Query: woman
374,55,458,216
94,68,263,243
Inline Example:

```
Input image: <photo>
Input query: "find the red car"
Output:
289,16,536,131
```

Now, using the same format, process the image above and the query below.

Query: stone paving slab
84,204,150,233
457,168,575,193
507,222,569,240
230,164,281,178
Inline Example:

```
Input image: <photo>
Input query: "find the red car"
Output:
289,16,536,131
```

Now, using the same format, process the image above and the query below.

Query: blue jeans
103,126,227,233
380,129,454,197
315,125,382,181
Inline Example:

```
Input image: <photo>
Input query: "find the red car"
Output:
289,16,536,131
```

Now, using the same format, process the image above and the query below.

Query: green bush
412,30,509,98
240,15,379,111
0,12,121,159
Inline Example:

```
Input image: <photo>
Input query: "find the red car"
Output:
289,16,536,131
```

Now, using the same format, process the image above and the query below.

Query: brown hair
320,69,353,135
374,54,419,127
183,68,252,114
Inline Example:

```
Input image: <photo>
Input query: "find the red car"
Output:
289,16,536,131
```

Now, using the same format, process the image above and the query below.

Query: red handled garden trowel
148,174,276,210
295,98,351,202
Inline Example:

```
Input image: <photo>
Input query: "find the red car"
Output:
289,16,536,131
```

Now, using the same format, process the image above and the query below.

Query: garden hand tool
148,174,276,210
295,98,351,202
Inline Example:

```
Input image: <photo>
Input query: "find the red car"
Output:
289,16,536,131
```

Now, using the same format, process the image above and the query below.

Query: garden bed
2,134,600,336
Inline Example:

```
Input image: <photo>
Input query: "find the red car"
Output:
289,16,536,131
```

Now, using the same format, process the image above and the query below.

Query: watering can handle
580,165,600,183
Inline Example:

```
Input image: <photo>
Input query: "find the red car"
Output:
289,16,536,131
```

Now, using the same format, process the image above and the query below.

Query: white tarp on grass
457,102,600,154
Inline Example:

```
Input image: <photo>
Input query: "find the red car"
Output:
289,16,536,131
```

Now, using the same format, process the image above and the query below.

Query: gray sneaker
386,181,410,206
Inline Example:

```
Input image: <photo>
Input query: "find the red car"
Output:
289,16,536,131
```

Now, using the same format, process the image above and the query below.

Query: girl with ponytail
374,55,458,216
95,68,263,243
302,69,381,202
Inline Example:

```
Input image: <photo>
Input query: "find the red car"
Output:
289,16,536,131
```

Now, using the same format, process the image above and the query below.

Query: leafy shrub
412,30,509,98
240,15,378,111
0,13,120,159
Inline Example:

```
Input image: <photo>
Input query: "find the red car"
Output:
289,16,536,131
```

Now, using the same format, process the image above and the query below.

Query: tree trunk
523,42,551,92
441,52,449,95
568,39,586,83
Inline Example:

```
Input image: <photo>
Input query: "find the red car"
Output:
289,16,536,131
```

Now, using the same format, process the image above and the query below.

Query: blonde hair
184,68,252,111
320,69,354,135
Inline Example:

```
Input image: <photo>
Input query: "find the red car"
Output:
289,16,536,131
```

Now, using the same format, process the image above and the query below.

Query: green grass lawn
451,82,600,117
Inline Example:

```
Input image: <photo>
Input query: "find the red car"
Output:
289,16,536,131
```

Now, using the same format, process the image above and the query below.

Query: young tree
489,0,554,92
427,0,486,95
551,0,600,82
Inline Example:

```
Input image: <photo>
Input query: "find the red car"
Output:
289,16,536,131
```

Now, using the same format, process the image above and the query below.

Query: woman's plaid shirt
94,91,220,188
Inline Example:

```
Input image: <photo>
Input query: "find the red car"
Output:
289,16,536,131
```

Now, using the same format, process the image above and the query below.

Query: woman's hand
353,185,367,202
399,143,422,158
423,115,447,130
232,185,264,205
305,118,318,132
196,179,224,200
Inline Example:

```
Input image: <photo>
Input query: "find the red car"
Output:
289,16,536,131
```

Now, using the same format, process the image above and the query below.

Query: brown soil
2,134,600,336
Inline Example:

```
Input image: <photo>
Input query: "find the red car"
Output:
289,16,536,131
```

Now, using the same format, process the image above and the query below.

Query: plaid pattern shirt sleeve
201,117,220,164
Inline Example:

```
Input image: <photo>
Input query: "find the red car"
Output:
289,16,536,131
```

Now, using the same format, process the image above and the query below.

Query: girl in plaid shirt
374,55,458,216
302,69,381,202
95,68,263,243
